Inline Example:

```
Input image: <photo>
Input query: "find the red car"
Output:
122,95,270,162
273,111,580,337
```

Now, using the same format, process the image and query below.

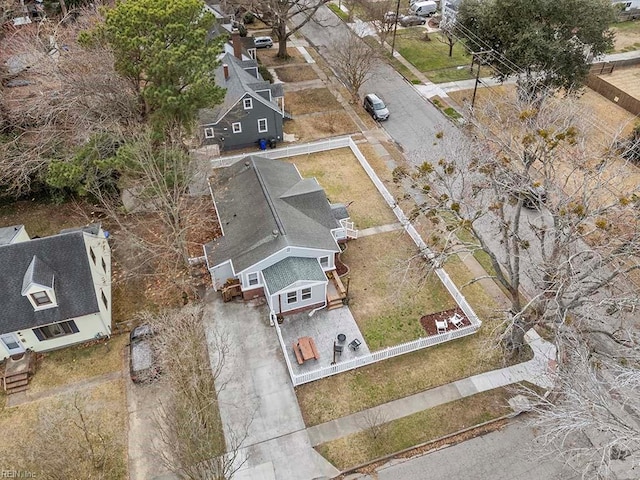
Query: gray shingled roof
331,203,349,222
0,231,99,335
204,157,341,273
22,256,55,291
263,257,327,294
0,225,23,245
199,53,283,126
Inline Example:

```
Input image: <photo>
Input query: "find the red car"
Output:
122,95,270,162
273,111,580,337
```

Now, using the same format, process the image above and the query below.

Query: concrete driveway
204,292,339,480
126,373,176,480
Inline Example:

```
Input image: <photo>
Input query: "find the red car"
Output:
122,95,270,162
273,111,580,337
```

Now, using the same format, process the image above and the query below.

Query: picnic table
293,336,319,364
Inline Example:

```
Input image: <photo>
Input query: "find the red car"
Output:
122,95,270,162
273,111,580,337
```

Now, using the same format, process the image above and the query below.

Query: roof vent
272,229,279,238
245,161,250,167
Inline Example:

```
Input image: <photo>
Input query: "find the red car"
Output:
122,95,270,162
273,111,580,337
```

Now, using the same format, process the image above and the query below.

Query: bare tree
23,394,123,479
236,0,330,58
521,330,640,479
354,0,395,45
0,10,140,198
329,31,380,102
139,305,247,480
406,92,640,356
436,20,458,57
359,408,391,442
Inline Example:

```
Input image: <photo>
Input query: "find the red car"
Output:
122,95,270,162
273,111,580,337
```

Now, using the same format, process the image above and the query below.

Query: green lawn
328,3,348,21
396,30,472,72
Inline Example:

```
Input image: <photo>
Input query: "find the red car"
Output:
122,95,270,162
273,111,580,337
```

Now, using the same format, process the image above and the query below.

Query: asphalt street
373,419,578,480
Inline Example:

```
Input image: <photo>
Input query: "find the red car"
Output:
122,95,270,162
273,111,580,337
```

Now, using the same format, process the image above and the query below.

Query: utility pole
470,50,492,110
390,0,401,56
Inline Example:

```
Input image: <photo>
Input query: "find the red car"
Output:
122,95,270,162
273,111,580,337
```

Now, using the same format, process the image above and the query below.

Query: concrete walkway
307,329,556,446
357,222,403,237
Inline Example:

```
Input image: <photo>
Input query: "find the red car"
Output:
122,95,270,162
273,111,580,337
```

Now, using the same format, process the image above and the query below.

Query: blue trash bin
258,138,267,150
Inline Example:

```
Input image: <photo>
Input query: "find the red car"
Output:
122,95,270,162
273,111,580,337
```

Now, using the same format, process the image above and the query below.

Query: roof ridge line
252,157,286,236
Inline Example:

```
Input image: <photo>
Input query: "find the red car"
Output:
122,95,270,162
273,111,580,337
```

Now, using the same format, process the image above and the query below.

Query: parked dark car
129,324,160,384
254,36,273,48
399,14,427,27
363,93,390,121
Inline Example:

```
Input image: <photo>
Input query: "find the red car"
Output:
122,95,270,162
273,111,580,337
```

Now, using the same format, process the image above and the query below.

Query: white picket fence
210,136,352,169
209,136,482,386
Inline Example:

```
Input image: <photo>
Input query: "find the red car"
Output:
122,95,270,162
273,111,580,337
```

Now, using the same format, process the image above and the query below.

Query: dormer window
31,291,52,306
22,255,58,310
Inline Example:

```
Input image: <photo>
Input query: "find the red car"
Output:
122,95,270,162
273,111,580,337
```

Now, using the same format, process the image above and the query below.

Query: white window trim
258,118,268,133
247,272,259,287
204,127,215,139
232,122,242,134
319,256,329,268
243,98,253,110
301,288,312,300
287,290,297,304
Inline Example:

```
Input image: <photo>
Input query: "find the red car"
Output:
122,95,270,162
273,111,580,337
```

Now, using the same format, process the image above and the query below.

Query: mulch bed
419,307,471,336
335,256,349,277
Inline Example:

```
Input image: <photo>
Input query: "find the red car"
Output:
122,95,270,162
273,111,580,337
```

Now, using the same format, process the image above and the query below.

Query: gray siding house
204,156,357,323
199,52,287,150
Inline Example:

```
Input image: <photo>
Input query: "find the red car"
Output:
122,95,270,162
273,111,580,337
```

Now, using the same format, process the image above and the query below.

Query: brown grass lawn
0,199,92,236
284,110,359,143
316,388,512,469
274,64,318,83
257,47,304,67
286,148,397,229
28,333,127,394
296,248,505,426
342,231,457,348
286,88,343,115
0,380,128,478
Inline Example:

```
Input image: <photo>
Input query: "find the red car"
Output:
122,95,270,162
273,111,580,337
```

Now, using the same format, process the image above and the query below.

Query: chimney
223,64,229,80
231,32,242,60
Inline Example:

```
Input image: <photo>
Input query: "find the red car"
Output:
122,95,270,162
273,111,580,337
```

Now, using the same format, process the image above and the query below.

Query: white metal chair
435,319,447,334
450,313,464,329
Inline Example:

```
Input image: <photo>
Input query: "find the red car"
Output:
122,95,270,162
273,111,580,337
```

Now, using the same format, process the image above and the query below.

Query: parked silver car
254,36,273,48
363,93,390,121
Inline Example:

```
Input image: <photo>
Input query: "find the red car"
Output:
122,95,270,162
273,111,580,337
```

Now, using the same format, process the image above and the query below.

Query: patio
278,306,370,376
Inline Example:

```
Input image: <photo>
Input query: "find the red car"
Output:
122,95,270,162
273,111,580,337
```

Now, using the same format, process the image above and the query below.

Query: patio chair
349,338,361,351
450,313,464,329
436,319,447,334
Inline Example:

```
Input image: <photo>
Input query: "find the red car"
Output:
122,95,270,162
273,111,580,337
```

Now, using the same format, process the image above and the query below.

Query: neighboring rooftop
0,230,100,335
0,225,24,245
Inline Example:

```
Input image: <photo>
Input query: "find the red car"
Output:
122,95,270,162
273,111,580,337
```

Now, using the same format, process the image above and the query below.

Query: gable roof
205,157,341,273
0,231,100,335
0,225,24,245
263,257,327,294
199,53,283,126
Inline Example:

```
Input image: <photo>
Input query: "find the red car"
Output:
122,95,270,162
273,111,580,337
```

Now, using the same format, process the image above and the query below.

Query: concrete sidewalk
307,329,556,446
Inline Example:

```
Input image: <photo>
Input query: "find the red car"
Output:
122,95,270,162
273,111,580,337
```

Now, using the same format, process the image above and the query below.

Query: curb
334,412,523,478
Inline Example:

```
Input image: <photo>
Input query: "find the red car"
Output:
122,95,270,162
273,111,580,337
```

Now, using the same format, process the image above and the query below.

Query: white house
204,156,357,323
0,224,112,361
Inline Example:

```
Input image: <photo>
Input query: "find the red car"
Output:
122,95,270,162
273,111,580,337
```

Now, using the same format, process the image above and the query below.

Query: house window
101,291,108,310
287,291,297,304
232,122,242,133
102,257,107,273
319,256,329,268
33,320,78,340
243,98,253,110
204,127,215,139
90,247,96,265
301,288,312,300
247,272,259,286
257,118,268,133
31,291,52,306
